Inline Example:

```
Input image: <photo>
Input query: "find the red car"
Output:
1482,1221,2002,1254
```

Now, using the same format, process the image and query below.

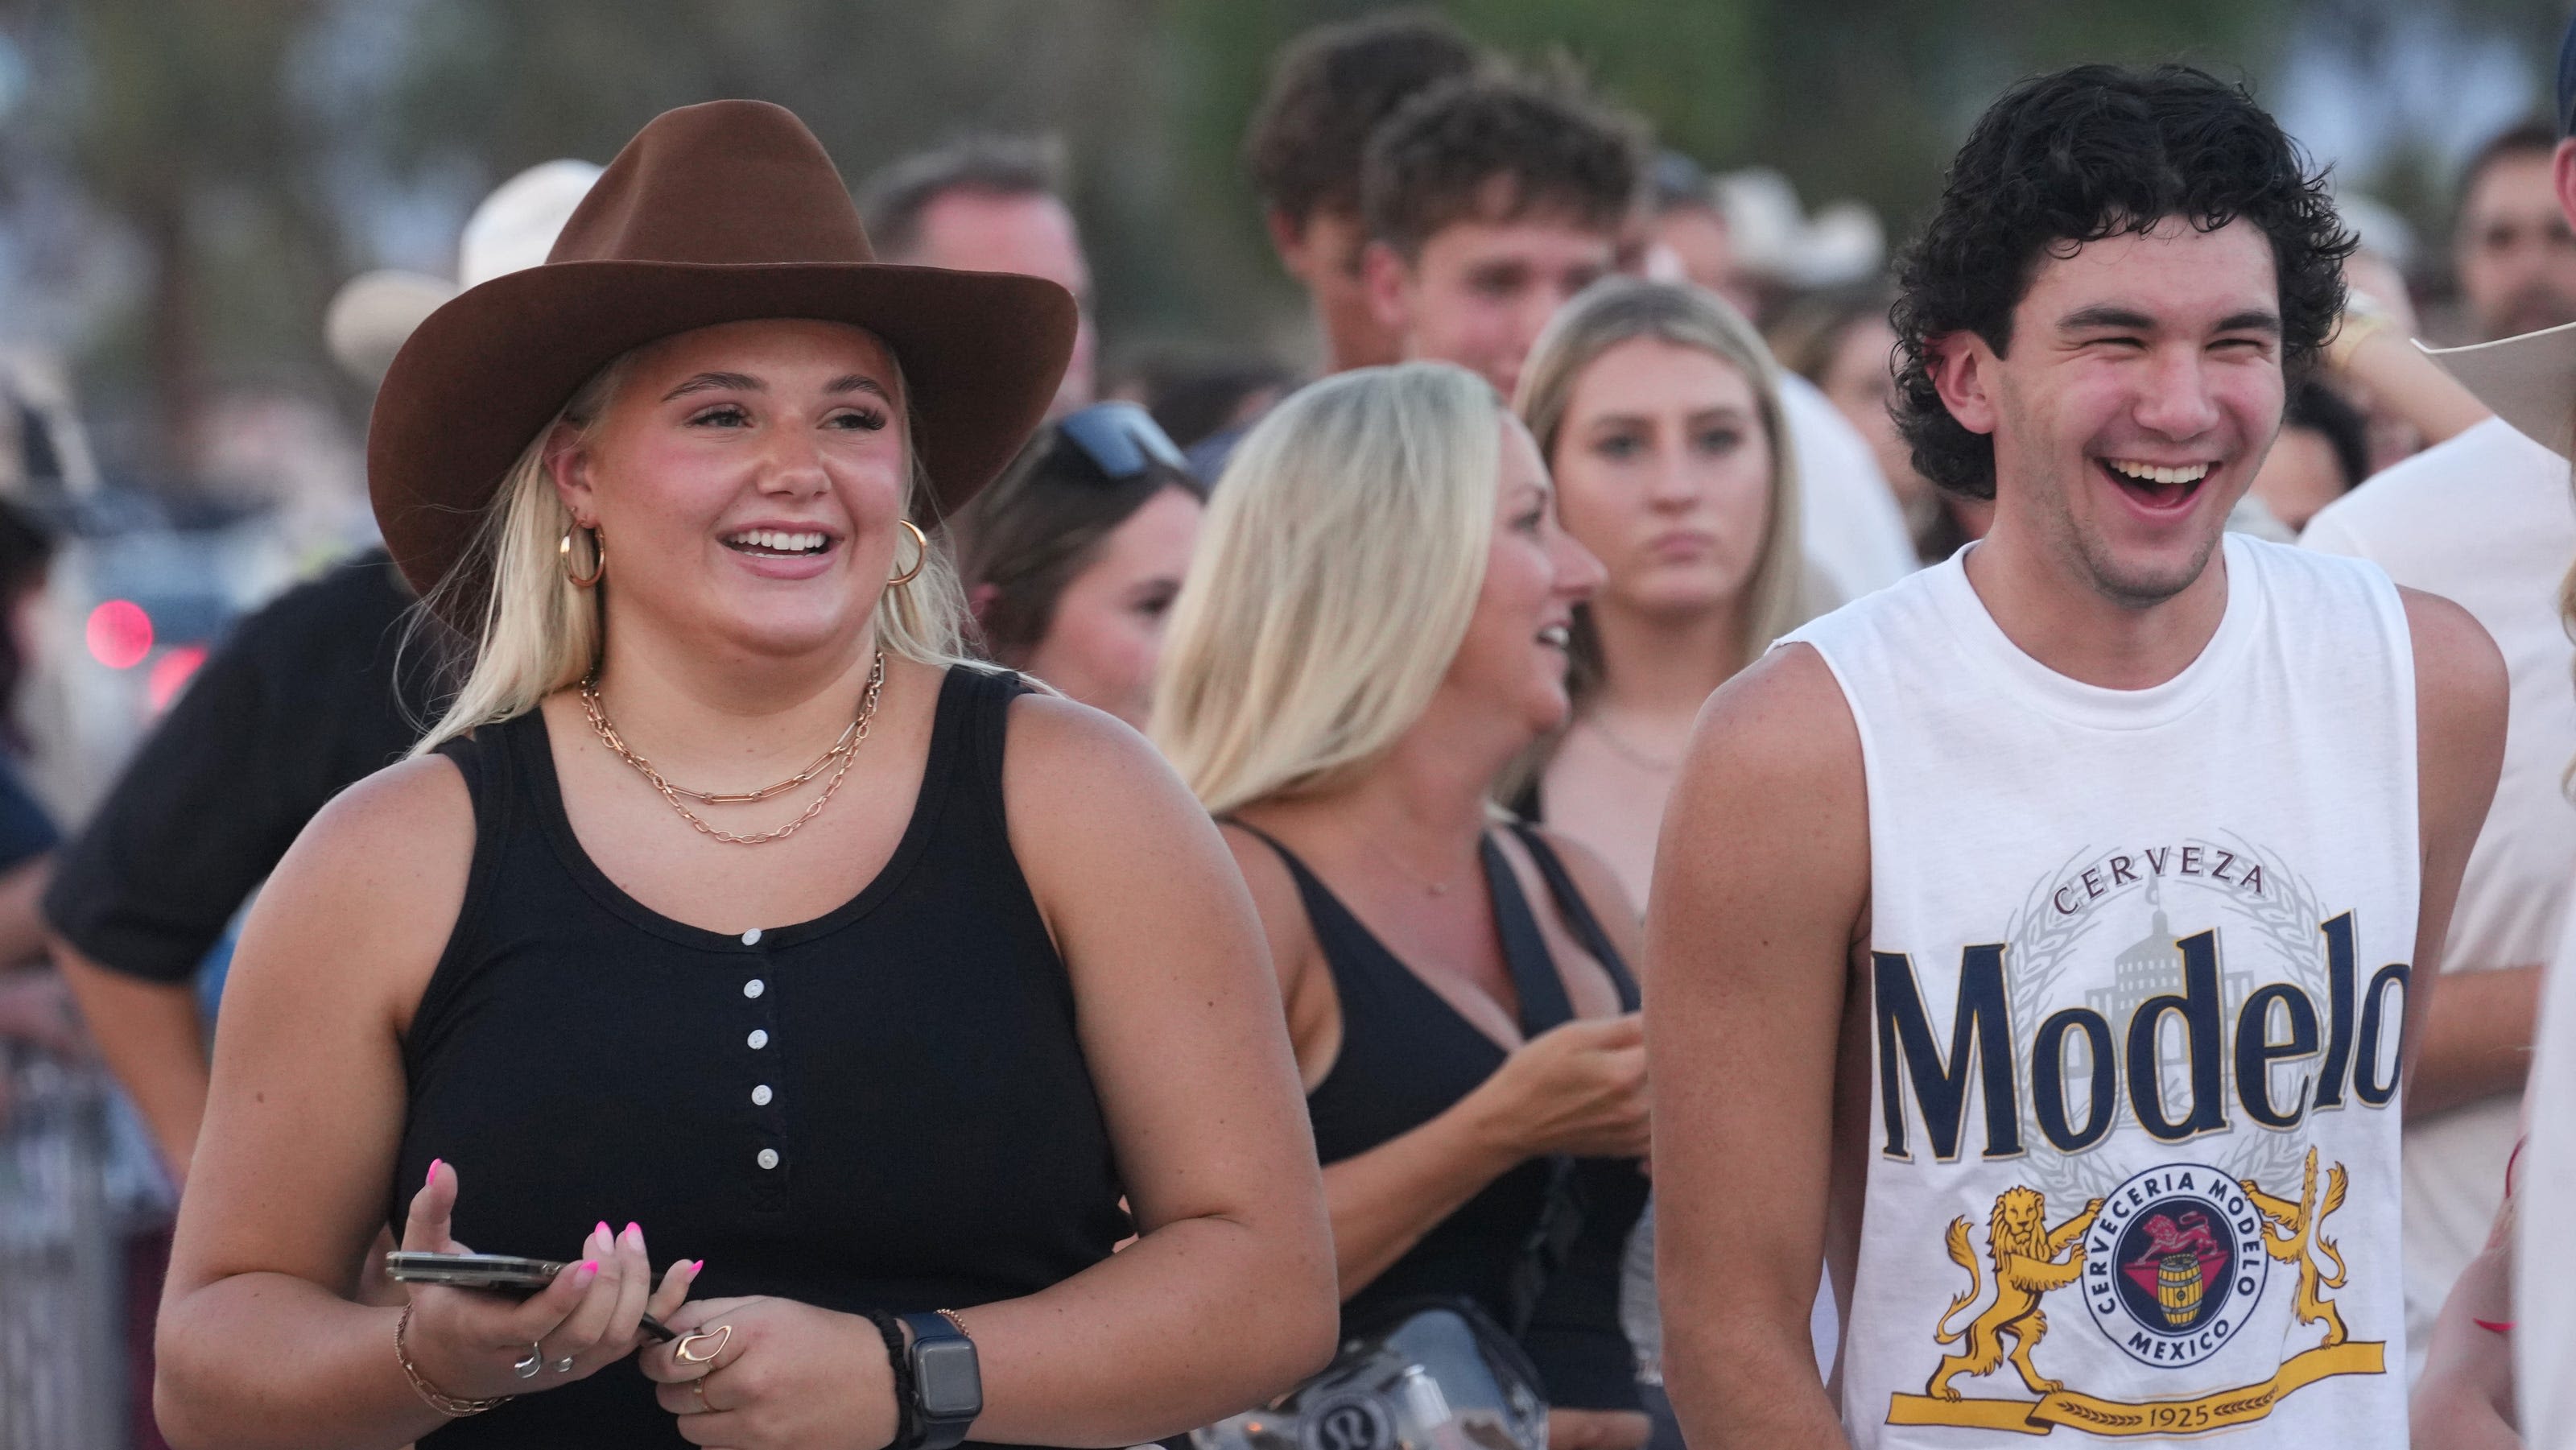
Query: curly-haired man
1647,65,2505,1448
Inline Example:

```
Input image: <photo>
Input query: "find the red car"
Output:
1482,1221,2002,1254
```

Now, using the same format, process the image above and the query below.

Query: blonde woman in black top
151,101,1333,1450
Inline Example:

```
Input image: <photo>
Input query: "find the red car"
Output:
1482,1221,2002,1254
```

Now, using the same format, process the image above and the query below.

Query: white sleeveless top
1784,535,2417,1447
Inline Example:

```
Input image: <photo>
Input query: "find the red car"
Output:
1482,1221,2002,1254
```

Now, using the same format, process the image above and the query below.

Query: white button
756,1148,779,1170
743,979,765,999
747,1029,769,1050
751,1084,774,1105
741,927,762,946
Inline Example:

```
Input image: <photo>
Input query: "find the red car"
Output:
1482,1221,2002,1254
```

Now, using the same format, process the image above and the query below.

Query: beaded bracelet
395,1302,514,1417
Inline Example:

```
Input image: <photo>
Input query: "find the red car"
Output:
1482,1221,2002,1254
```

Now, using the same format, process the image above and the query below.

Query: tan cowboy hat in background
324,159,604,383
367,99,1076,630
2423,321,2576,459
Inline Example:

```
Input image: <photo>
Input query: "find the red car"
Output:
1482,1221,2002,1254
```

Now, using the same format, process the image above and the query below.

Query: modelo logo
2082,1163,2269,1367
1873,912,2405,1161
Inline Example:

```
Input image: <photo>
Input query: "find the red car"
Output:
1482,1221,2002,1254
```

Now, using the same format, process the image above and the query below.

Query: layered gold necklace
580,651,886,845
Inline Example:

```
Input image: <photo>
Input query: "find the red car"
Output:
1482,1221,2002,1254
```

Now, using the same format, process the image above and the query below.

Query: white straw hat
324,159,603,383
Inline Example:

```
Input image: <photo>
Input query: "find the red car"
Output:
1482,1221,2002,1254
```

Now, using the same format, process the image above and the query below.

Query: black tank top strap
1505,823,1640,1012
1477,835,1575,1036
956,666,1032,835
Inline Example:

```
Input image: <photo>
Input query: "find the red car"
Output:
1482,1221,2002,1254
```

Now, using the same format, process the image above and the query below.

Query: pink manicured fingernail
623,1221,641,1241
691,1260,705,1274
427,1159,443,1188
576,1260,599,1280
595,1221,611,1241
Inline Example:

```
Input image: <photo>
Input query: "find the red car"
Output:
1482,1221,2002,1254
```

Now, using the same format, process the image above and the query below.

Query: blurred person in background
1245,10,1484,378
1157,361,1649,1450
948,402,1204,730
46,158,597,1196
2452,120,2576,345
859,134,1097,418
2301,51,2576,1382
155,99,1334,1449
1655,180,1920,597
2248,378,2371,534
1511,279,1811,907
0,496,66,1122
1127,353,1298,453
1359,67,1644,405
1770,285,1988,563
1640,151,1756,320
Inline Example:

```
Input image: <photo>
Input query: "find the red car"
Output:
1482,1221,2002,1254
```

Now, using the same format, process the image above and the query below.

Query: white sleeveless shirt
1783,535,2417,1447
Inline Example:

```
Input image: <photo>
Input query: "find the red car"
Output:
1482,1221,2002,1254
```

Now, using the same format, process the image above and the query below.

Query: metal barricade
0,1050,128,1450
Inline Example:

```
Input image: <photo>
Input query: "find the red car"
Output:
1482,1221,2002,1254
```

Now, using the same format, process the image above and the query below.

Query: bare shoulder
2396,587,2508,730
998,686,1204,832
1680,642,1863,796
228,751,475,1025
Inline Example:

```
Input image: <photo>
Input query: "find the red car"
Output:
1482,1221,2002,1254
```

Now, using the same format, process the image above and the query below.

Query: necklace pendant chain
581,651,886,846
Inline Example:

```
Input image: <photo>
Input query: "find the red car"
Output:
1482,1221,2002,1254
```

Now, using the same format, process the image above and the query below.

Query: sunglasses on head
1055,402,1191,483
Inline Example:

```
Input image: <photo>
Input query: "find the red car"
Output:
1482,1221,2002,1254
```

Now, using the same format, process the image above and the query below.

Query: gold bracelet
935,1307,972,1340
396,1302,514,1418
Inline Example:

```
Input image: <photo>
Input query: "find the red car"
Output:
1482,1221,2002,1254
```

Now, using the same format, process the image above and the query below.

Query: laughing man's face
1939,217,2285,609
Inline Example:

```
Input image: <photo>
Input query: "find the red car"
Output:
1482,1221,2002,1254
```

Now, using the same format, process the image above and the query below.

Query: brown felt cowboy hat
368,99,1076,625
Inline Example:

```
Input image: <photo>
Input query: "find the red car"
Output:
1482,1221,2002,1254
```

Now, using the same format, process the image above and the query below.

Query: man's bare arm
2409,963,2540,1122
2396,588,2508,1105
1648,643,1869,1449
54,936,209,1184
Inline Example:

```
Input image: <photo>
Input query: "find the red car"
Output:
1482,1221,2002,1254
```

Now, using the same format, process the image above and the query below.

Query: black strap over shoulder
1507,823,1641,1012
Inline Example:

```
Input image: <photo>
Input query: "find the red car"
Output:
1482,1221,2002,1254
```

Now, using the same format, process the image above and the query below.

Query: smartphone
382,1250,679,1341
384,1251,564,1292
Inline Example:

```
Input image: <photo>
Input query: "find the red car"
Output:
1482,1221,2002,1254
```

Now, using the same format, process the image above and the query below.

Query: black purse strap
1478,833,1593,1339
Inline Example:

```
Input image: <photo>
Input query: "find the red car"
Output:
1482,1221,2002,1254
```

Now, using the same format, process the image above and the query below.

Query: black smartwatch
897,1312,981,1450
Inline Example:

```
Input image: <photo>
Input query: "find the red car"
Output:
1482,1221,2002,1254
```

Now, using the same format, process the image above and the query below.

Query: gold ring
691,1377,712,1413
674,1324,732,1364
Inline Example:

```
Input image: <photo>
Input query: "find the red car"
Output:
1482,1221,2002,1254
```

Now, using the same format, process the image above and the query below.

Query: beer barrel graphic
2157,1254,2204,1327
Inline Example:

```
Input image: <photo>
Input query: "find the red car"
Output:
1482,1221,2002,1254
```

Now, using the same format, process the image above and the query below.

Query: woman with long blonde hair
151,101,1333,1450
1512,277,1816,908
1157,361,1651,1450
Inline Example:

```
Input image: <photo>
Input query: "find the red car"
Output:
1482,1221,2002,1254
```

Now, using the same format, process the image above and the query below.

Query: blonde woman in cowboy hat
151,101,1335,1450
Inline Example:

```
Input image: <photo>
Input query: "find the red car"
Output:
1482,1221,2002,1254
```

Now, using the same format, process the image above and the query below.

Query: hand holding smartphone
386,1250,679,1341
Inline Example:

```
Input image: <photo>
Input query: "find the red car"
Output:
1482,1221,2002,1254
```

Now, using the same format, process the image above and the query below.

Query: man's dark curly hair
1892,64,2355,500
1361,68,1645,260
1244,10,1483,228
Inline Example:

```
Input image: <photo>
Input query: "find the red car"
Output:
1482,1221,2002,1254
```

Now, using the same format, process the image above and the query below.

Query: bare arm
52,937,208,1182
2330,324,2490,449
1648,645,1866,1450
2409,963,2541,1122
0,853,52,965
2398,589,2509,1104
2409,1185,2519,1449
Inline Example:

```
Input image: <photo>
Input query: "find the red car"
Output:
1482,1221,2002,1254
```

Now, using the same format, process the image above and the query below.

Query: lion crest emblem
1926,1185,2102,1401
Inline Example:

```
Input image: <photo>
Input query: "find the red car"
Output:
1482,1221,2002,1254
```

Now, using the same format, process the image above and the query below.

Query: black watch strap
896,1311,981,1450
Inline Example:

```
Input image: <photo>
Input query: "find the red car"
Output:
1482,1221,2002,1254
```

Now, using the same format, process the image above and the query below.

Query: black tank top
395,667,1128,1448
1240,824,1647,1412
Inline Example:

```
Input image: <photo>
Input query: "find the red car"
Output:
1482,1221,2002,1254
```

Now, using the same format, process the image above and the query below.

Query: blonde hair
1513,276,1809,707
412,349,969,755
1154,362,1502,816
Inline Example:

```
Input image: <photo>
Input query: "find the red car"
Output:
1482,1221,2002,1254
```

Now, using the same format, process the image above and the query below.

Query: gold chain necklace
580,652,885,846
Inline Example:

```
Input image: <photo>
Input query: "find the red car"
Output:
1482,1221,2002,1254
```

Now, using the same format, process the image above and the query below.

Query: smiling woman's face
550,318,910,663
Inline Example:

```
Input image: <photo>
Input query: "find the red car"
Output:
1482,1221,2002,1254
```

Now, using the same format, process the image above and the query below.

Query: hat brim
368,259,1075,626
2422,320,2576,458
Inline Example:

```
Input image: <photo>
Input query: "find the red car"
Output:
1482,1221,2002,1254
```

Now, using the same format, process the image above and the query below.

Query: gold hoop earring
560,525,605,588
887,518,927,589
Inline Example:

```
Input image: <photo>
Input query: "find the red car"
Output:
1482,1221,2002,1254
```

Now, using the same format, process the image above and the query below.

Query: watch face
913,1337,984,1420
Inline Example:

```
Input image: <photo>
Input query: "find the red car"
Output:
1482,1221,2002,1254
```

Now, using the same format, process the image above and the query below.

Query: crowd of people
5,9,2576,1450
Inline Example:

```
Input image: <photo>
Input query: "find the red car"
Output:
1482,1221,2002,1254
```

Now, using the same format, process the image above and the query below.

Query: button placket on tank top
737,926,790,1208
